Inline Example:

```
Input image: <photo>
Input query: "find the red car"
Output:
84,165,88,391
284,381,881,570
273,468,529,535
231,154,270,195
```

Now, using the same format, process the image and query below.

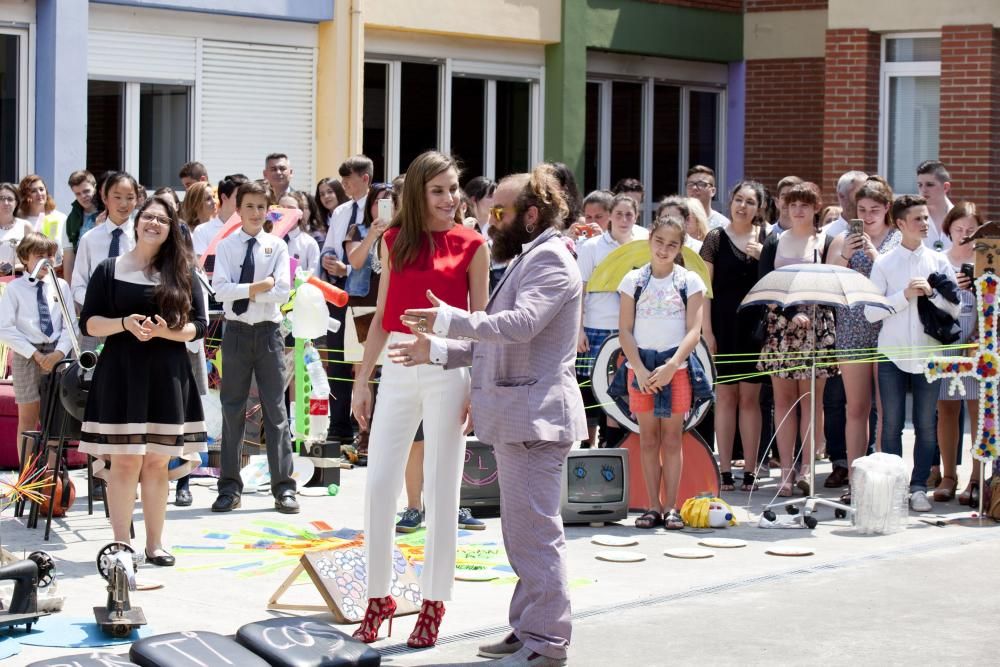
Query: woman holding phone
934,202,982,503
826,179,900,498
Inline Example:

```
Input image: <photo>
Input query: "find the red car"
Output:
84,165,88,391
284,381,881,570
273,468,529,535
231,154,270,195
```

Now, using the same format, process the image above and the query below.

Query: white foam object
595,550,646,563
698,537,747,549
292,282,329,339
202,389,223,440
591,535,639,547
851,452,909,535
664,548,714,559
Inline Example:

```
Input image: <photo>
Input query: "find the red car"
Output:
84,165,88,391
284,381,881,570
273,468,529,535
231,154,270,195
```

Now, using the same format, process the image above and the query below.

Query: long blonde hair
180,181,215,227
390,151,459,270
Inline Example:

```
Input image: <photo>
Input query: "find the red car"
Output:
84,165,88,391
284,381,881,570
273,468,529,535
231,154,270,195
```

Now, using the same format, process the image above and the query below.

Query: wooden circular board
664,548,714,559
765,545,814,557
296,486,331,497
595,550,646,563
455,570,500,582
698,537,748,549
591,534,639,547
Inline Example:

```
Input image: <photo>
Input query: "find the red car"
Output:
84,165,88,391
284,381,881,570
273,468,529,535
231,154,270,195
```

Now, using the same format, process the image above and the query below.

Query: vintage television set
460,438,502,514
560,448,629,524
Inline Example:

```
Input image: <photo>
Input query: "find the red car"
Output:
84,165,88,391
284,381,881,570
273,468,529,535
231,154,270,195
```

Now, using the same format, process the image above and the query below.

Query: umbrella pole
809,303,817,500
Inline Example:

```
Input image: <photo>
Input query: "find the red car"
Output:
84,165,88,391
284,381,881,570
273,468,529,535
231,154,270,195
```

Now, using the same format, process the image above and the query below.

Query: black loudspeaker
305,441,341,458
460,439,501,511
236,616,381,666
130,631,269,667
29,655,139,667
306,457,341,487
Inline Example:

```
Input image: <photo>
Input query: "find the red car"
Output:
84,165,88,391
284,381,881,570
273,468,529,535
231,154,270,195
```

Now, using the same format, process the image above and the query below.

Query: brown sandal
932,476,958,502
635,510,662,529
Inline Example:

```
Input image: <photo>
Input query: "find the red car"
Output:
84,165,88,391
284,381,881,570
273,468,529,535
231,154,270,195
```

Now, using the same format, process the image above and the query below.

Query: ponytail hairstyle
136,195,194,329
610,193,639,218
390,151,460,271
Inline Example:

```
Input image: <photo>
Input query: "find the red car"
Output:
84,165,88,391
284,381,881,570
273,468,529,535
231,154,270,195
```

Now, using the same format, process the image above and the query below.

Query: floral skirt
757,305,840,380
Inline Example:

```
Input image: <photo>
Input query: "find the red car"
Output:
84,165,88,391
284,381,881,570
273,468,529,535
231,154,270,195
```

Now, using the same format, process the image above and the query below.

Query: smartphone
849,219,864,237
377,198,394,222
961,263,975,284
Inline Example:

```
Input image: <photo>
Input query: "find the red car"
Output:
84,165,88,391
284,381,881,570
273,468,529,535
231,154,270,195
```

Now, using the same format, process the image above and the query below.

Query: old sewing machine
94,542,146,637
0,551,55,631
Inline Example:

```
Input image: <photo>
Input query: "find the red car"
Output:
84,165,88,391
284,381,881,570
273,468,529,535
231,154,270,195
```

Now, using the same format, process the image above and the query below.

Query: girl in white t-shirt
618,215,707,530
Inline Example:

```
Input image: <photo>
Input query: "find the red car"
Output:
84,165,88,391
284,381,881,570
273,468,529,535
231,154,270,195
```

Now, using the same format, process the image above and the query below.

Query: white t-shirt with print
0,218,29,273
618,265,706,353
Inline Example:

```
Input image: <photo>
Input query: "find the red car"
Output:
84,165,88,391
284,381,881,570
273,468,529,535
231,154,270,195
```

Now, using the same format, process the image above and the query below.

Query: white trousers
365,333,470,601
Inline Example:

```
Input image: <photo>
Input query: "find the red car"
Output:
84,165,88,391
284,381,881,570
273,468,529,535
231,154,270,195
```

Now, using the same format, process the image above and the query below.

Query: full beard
489,215,534,264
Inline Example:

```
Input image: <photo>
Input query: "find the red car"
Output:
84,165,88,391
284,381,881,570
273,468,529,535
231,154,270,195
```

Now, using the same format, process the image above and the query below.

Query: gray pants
218,321,295,498
494,439,573,660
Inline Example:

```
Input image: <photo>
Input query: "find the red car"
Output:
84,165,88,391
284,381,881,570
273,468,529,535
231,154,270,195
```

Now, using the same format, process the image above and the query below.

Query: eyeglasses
138,212,171,225
686,180,713,191
490,206,507,221
0,197,15,205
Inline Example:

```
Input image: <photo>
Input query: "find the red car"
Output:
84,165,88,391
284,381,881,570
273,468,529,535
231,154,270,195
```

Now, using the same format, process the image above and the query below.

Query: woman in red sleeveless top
350,151,489,647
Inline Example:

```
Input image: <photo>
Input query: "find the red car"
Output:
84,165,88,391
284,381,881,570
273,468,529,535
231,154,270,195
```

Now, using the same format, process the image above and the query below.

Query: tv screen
461,440,501,504
567,455,625,504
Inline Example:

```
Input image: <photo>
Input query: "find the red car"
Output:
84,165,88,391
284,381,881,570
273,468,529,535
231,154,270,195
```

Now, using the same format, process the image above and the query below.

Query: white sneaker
910,490,932,512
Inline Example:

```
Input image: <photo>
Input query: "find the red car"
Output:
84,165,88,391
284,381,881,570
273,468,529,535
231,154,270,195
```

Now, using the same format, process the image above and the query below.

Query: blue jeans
877,360,941,492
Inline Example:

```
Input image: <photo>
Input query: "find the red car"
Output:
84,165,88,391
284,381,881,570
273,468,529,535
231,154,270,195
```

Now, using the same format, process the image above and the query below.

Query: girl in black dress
79,195,207,567
700,180,769,492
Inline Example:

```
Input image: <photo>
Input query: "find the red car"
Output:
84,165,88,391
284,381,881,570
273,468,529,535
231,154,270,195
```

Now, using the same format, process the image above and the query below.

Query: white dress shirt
865,243,960,374
0,218,29,271
72,217,136,305
824,215,849,238
0,274,75,358
322,195,367,265
925,200,955,252
285,226,321,275
708,209,730,230
191,216,224,257
212,228,291,324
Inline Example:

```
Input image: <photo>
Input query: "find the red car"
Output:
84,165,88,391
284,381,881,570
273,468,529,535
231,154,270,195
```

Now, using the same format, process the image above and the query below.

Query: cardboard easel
267,548,422,623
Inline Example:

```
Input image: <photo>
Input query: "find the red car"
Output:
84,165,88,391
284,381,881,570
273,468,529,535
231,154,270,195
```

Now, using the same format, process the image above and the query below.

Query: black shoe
211,494,241,512
275,493,300,514
824,466,850,488
92,483,105,501
175,488,193,506
145,549,176,567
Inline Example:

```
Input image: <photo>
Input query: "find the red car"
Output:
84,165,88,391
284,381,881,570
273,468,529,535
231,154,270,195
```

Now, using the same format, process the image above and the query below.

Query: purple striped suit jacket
445,228,588,445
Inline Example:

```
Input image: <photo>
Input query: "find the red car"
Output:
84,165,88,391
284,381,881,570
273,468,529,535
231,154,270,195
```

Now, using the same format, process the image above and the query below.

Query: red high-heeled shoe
407,599,445,648
352,595,397,643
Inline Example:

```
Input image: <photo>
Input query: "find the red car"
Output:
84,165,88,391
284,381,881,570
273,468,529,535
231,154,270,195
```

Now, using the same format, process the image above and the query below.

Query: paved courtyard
2,434,995,666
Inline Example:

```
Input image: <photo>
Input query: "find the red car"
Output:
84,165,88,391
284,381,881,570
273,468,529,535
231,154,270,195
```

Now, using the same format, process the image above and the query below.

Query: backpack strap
632,263,689,314
632,263,652,306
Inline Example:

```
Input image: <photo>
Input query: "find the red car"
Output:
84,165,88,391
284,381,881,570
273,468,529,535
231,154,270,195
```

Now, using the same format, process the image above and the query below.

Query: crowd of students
0,152,993,657
572,161,989,528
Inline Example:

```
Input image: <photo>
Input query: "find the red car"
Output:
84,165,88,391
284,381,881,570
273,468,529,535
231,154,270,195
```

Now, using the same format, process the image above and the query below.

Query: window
363,57,541,182
880,35,941,195
86,80,192,190
0,30,28,183
585,78,724,216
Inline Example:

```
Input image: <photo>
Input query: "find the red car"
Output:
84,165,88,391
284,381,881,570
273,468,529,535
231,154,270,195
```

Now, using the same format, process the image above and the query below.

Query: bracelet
121,316,127,332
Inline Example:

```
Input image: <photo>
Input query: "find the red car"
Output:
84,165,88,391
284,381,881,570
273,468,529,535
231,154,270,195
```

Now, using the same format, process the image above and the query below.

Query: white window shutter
200,40,316,191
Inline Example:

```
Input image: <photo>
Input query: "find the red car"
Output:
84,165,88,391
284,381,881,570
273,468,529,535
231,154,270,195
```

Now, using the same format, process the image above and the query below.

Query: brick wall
744,58,825,193
939,24,1000,220
746,0,827,11
820,28,881,202
639,0,742,12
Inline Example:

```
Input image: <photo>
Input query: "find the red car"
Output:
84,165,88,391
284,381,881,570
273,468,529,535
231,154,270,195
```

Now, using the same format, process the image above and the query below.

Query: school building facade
2,1,998,217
